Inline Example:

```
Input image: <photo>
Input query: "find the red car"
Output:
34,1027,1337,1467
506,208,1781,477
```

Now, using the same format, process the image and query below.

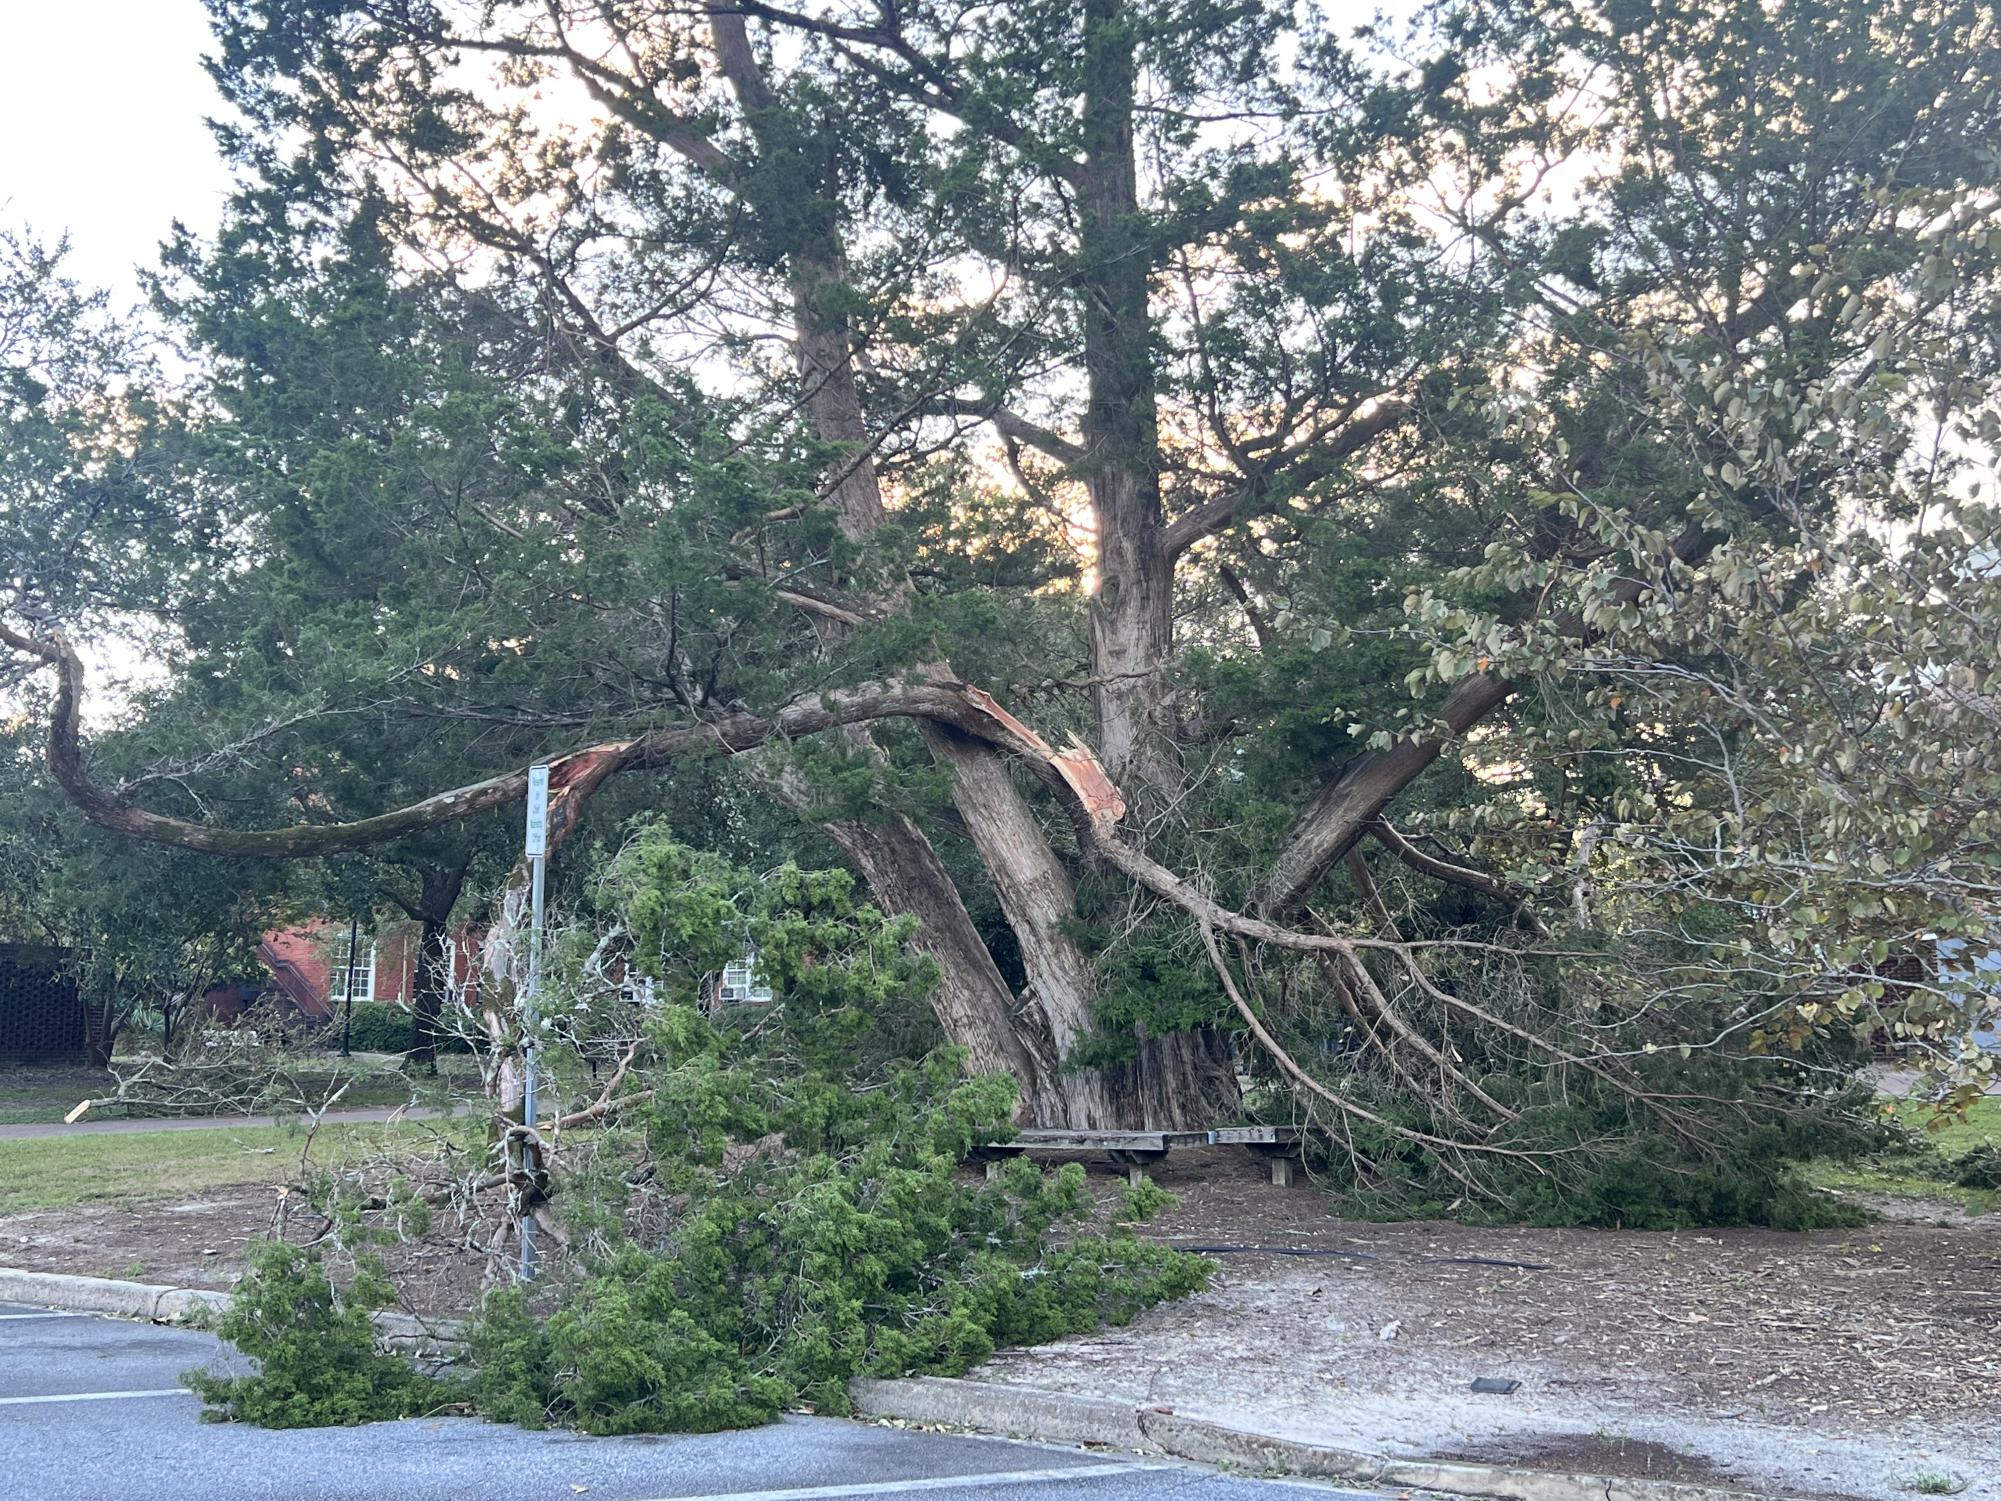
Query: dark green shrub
336,1002,473,1054
183,1240,443,1427
341,1002,414,1053
1950,1144,2001,1190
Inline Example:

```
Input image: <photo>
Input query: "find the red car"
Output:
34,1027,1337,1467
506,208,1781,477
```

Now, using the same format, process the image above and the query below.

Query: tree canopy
4,0,1999,1209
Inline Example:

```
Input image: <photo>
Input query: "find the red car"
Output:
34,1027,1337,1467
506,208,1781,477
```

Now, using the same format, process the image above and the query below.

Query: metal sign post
339,914,360,1058
519,764,550,1282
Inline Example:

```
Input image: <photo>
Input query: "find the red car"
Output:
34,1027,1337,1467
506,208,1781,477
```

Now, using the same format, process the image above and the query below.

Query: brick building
206,920,484,1026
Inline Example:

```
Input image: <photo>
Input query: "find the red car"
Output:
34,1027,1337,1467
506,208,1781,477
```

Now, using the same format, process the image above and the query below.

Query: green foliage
1115,1176,1178,1223
1312,1066,1882,1232
1949,1145,2001,1192
204,831,1208,1437
338,1002,472,1056
466,1140,1207,1433
183,1240,441,1428
464,830,1209,1433
1900,1470,1968,1496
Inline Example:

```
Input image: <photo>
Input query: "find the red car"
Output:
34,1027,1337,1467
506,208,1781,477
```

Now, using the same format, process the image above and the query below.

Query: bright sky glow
0,0,235,308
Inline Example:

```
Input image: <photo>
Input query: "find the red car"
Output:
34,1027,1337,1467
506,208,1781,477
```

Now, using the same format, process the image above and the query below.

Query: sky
0,0,1423,310
0,0,236,308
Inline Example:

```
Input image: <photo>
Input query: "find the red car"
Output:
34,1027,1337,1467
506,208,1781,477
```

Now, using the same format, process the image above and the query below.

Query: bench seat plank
1207,1125,1303,1147
1007,1129,1211,1151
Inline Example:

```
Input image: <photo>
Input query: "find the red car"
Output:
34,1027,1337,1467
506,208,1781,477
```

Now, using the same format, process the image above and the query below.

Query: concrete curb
0,1267,465,1355
849,1376,1786,1501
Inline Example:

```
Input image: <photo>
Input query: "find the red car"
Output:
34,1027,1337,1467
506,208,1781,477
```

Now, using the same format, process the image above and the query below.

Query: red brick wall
256,920,485,1014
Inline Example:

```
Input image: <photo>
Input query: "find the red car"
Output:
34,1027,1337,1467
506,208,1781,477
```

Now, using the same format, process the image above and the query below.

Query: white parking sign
524,764,550,857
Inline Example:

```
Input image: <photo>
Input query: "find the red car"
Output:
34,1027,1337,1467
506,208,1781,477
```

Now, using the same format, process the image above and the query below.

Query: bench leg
986,1159,1003,1181
1268,1154,1298,1188
1110,1149,1167,1188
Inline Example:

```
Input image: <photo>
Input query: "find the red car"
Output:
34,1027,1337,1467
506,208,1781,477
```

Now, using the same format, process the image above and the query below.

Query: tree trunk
411,915,447,1075
812,810,1048,1085
1067,0,1240,1125
706,15,1137,1126
82,993,118,1071
1077,0,1177,800
1121,1028,1243,1130
409,861,467,1075
916,722,1119,1126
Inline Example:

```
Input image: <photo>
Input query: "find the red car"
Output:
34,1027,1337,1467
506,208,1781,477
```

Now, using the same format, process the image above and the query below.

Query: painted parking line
638,1462,1159,1501
0,1311,87,1320
0,1388,191,1406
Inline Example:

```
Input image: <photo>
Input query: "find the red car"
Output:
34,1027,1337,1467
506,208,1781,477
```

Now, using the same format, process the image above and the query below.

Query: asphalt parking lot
0,1302,1384,1501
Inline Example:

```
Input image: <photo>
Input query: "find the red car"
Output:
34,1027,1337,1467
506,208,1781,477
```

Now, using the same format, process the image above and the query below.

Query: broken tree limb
1249,519,1716,919
1367,819,1548,936
0,616,1023,857
1195,923,1551,1185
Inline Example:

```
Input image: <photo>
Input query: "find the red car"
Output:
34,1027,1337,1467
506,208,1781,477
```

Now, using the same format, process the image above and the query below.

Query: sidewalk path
0,1104,461,1141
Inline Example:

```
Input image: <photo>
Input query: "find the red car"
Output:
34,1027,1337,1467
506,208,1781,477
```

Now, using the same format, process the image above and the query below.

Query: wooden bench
974,1125,1305,1187
1208,1125,1305,1186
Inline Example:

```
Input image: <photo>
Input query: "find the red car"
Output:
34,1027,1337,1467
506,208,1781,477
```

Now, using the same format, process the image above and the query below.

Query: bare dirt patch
0,1185,493,1317
988,1147,2001,1500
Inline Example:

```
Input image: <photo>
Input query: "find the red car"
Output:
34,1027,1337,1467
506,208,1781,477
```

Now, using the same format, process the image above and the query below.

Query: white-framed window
718,952,772,1005
329,937,378,1004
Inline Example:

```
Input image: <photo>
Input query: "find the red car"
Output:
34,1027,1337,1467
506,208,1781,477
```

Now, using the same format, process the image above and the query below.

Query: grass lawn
0,1065,112,1126
1907,1094,2001,1154
1804,1095,2001,1214
0,1120,472,1216
0,1054,485,1126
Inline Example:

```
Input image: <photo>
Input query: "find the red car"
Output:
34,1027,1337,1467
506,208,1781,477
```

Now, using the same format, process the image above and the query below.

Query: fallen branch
1195,923,1551,1193
1368,819,1547,935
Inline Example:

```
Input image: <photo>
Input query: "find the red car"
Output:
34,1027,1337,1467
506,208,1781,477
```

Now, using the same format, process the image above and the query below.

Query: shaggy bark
1076,0,1176,798
1056,1,1239,1124
711,9,1212,1127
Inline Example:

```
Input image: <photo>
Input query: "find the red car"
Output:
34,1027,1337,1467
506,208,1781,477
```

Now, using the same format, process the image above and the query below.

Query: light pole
339,914,360,1058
